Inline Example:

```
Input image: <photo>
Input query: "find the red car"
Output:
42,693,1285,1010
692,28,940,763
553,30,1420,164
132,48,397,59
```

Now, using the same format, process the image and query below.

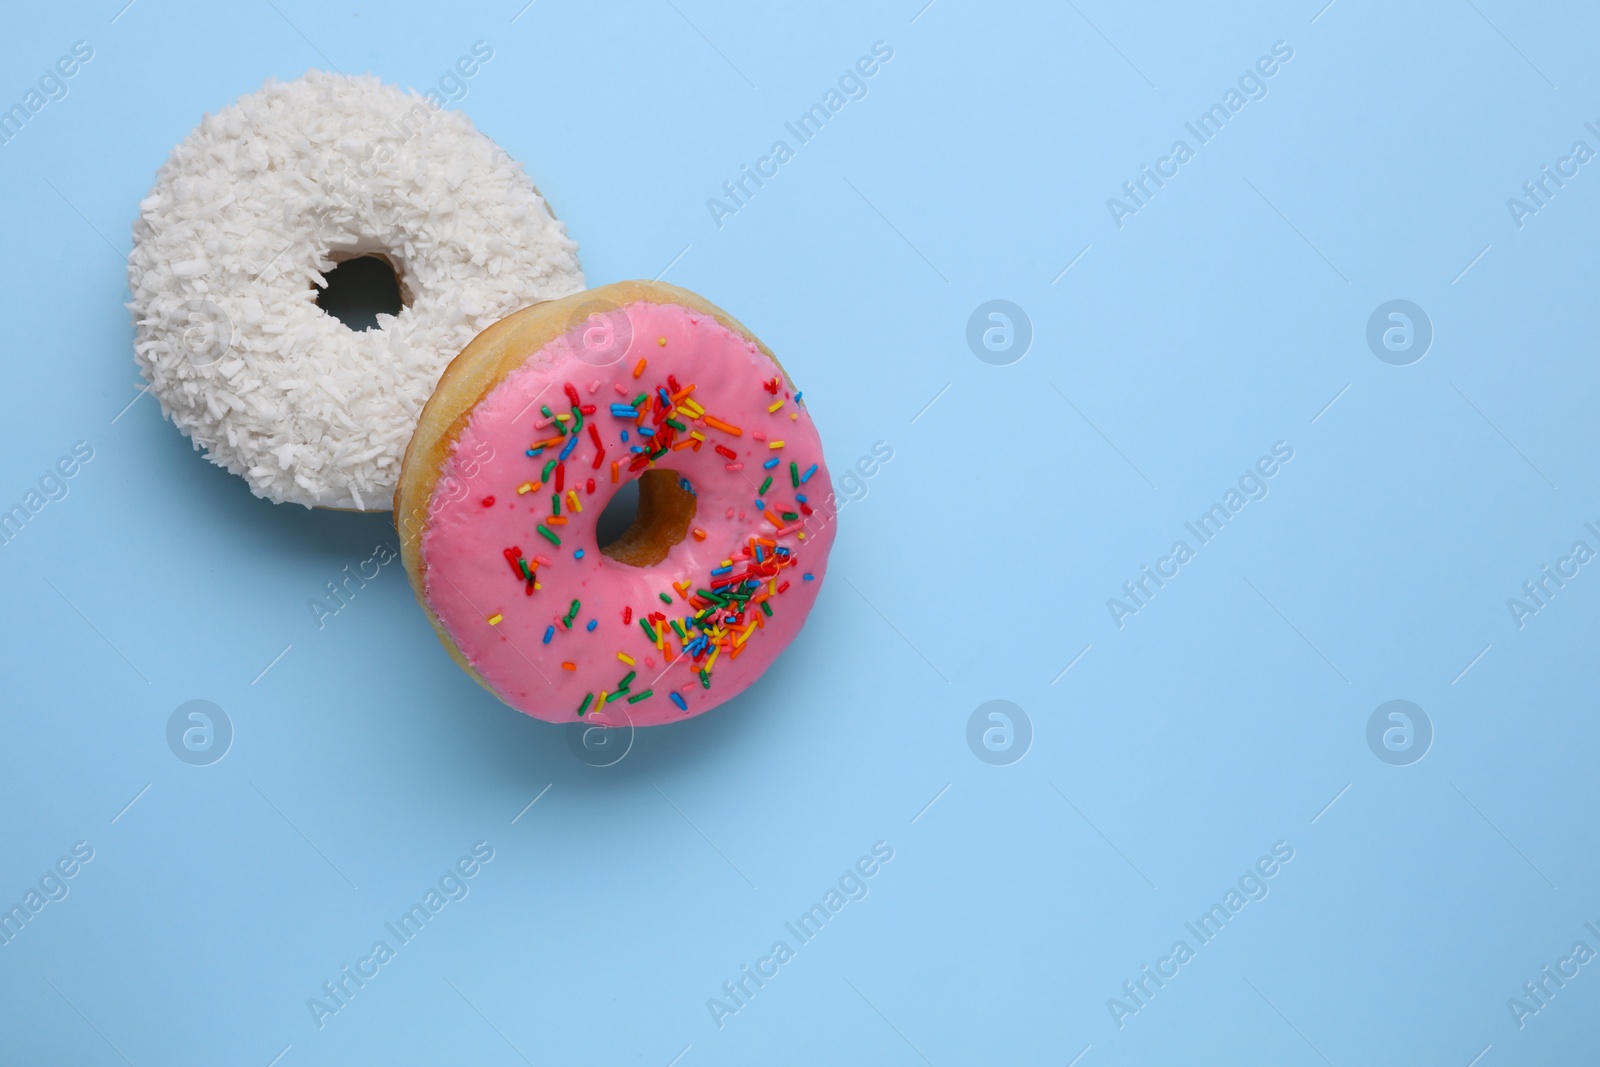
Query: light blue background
2,1,1597,1063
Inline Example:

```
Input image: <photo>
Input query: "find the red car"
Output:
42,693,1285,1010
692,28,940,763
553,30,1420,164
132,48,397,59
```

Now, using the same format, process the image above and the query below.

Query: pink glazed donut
396,281,836,726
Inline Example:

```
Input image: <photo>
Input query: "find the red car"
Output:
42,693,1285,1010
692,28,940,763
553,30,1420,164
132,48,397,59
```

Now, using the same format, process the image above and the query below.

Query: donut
396,281,836,726
128,71,584,509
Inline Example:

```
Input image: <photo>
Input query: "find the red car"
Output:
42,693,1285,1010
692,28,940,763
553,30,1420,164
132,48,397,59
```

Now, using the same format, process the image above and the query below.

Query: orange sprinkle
763,510,782,526
671,437,696,450
692,528,707,541
704,416,742,436
610,460,620,484
548,516,568,525
561,661,577,671
632,358,647,378
670,384,696,402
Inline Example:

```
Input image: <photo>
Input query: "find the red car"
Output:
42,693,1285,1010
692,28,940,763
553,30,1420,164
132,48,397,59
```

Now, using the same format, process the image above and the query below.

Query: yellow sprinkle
705,647,720,671
767,400,783,413
517,482,534,495
720,559,733,567
797,531,806,539
487,613,503,625
566,489,582,512
768,440,784,449
534,582,541,590
597,690,608,709
657,336,667,346
617,652,635,666
555,413,570,422
689,430,706,442
683,399,705,416
791,412,798,420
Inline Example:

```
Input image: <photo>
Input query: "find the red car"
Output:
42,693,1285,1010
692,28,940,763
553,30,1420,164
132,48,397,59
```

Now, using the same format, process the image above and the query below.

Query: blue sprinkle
776,547,791,557
763,457,780,469
711,565,732,576
794,391,803,401
630,445,645,454
620,430,629,443
586,618,598,631
801,463,817,483
542,626,555,644
658,387,672,404
670,692,688,712
610,404,637,417
755,500,765,510
526,449,538,457
575,548,586,560
803,572,814,581
679,477,695,495
638,426,655,438
796,493,807,503
559,435,578,461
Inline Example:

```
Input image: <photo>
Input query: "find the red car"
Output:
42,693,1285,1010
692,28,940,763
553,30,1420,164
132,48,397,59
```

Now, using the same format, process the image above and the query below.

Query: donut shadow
457,679,772,797
148,418,401,565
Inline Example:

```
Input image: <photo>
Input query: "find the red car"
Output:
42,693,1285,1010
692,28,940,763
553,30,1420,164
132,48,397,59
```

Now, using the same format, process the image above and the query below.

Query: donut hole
597,469,697,568
315,252,411,331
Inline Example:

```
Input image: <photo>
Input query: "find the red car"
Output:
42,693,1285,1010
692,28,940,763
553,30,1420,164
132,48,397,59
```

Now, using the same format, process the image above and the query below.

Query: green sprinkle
670,619,688,640
552,493,561,516
626,689,654,704
665,418,687,431
760,601,773,617
518,558,532,580
699,669,711,690
576,693,593,716
696,589,726,605
541,460,557,481
571,407,584,432
640,618,658,642
541,404,554,419
537,524,561,546
781,511,799,521
658,591,673,604
631,393,648,408
790,461,800,488
567,599,580,619
759,476,772,494
618,671,636,689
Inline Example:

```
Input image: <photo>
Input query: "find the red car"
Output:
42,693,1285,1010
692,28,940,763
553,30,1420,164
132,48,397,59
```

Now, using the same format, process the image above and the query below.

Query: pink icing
420,301,836,727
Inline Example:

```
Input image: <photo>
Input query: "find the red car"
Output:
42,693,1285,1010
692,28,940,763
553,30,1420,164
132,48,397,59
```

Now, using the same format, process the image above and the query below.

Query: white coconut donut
128,71,584,509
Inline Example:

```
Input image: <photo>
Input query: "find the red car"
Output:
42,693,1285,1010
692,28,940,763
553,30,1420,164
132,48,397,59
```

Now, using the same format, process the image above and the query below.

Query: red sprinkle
579,404,597,415
482,496,496,508
586,478,596,495
623,606,633,624
503,546,523,578
714,444,738,460
555,464,565,491
591,447,604,470
587,424,602,448
564,383,581,407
